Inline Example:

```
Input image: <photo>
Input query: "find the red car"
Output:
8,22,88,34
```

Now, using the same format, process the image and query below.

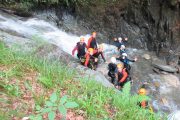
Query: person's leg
120,79,128,88
111,77,116,84
80,56,86,65
108,72,115,83
77,54,80,59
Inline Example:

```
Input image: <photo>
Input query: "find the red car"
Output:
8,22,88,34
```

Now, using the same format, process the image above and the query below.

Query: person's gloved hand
125,37,128,41
134,57,138,61
95,58,98,62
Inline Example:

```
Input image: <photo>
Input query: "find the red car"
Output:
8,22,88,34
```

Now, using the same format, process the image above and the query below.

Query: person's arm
84,54,90,67
127,58,135,62
119,70,128,83
85,43,88,49
72,46,78,56
114,73,119,86
116,57,121,61
100,52,106,62
87,37,92,49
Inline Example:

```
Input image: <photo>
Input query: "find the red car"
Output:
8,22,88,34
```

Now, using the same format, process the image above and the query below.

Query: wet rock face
70,0,180,57
126,0,180,55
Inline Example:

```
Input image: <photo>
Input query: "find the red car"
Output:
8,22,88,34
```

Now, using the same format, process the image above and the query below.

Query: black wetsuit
76,42,86,59
108,63,117,84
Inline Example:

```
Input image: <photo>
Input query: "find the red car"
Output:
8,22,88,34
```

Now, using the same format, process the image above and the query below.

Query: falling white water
0,13,116,57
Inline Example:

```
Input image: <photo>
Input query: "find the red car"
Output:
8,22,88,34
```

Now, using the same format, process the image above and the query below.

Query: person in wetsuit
108,57,117,84
114,63,129,89
72,36,87,59
87,32,98,49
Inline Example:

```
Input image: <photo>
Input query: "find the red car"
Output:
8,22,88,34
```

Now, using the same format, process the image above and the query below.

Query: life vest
117,68,128,83
140,101,148,108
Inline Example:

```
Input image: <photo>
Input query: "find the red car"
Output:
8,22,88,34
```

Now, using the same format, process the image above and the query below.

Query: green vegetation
30,92,78,120
0,41,163,120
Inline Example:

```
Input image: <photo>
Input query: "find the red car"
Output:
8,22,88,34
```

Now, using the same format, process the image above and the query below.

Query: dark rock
152,62,178,73
0,8,32,17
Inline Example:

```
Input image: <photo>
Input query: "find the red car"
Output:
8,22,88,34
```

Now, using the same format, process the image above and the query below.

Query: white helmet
118,37,122,41
121,45,125,49
111,57,116,63
122,53,127,57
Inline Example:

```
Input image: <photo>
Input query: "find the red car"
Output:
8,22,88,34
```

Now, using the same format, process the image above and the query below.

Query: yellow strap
149,105,154,113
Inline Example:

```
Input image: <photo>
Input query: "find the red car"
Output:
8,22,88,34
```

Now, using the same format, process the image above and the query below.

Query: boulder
142,54,151,60
161,74,180,88
152,62,178,73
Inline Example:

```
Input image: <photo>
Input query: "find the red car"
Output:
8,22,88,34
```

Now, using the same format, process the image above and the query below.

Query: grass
0,41,163,120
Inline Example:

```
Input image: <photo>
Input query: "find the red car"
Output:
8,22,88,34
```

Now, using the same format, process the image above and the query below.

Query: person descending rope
87,32,98,49
117,53,137,73
93,44,106,63
83,48,98,70
72,36,87,59
114,63,129,89
108,57,117,84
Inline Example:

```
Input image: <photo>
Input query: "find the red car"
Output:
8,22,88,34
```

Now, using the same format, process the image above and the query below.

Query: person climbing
122,37,128,46
108,57,117,84
117,37,124,50
72,36,87,59
137,84,154,112
87,32,98,49
119,45,126,55
84,48,98,70
124,37,128,41
117,53,137,72
114,63,128,89
93,44,106,63
138,88,149,108
113,37,119,48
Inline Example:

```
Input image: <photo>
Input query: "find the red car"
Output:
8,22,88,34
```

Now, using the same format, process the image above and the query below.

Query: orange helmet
117,63,124,69
138,88,146,95
88,48,94,53
92,32,97,35
80,36,85,42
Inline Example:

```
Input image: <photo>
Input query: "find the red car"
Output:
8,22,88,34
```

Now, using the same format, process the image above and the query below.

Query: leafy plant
30,92,79,120
0,81,20,97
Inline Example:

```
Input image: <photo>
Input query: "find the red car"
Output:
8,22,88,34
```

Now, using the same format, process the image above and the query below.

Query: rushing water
0,12,115,56
0,11,179,119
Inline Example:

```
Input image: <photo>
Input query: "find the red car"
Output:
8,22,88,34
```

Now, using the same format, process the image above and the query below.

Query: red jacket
118,69,128,83
84,49,98,67
87,36,97,49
